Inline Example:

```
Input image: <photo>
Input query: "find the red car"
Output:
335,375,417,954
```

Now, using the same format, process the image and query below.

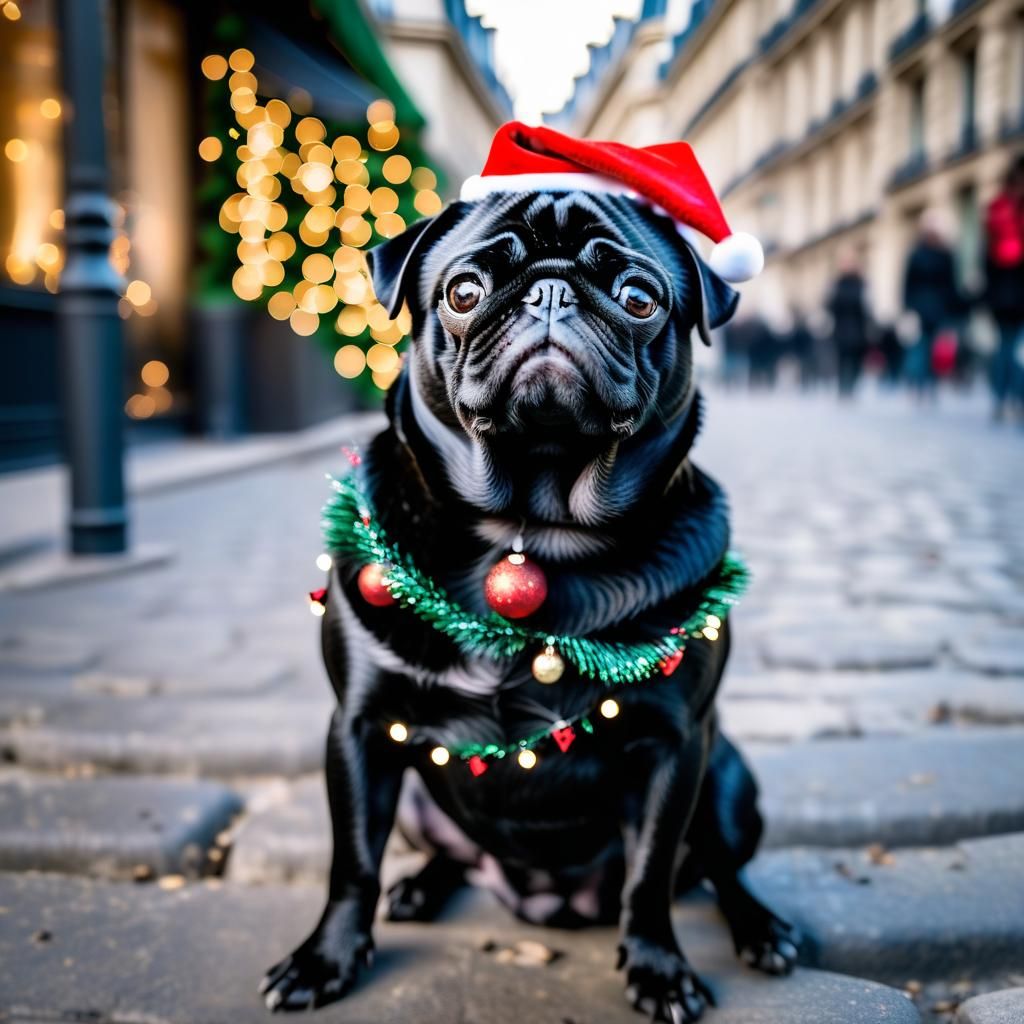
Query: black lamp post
55,0,128,555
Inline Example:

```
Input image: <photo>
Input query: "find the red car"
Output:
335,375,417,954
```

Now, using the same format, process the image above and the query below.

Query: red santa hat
460,121,763,284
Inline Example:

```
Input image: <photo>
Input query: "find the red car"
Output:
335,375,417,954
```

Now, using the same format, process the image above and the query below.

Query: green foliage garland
322,473,749,763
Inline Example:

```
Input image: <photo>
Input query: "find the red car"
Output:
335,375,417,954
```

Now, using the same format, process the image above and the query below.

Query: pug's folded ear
682,243,739,346
364,201,467,326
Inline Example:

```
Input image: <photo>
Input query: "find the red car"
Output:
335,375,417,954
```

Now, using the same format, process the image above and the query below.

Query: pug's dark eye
616,283,658,319
445,274,485,315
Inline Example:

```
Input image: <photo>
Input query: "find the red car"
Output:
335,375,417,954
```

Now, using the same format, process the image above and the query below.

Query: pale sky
467,0,643,123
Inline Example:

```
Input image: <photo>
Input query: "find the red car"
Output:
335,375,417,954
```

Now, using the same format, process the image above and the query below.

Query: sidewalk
0,412,384,561
0,390,1023,1023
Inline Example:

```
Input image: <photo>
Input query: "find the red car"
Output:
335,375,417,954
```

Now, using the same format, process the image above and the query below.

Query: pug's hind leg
685,732,800,976
713,872,800,976
387,854,467,922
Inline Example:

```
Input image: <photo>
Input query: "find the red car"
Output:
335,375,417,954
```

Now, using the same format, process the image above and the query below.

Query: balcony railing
888,151,929,191
999,110,1024,142
888,12,932,64
952,0,981,16
758,0,822,57
682,58,749,134
947,121,979,163
855,70,878,101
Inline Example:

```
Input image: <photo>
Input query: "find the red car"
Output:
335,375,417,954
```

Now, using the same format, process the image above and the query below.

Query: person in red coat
984,154,1024,420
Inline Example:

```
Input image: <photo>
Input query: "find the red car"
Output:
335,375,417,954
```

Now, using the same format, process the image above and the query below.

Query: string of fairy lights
200,48,443,392
1,18,170,422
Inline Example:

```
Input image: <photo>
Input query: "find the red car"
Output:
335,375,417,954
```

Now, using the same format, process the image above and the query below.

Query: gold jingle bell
532,645,565,684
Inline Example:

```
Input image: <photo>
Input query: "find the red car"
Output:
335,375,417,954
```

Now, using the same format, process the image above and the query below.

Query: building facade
552,0,1024,330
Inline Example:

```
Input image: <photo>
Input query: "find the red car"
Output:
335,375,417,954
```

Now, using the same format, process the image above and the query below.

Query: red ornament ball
484,553,547,619
357,562,396,607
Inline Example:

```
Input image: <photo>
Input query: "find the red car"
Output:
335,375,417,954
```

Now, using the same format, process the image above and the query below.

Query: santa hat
460,122,763,284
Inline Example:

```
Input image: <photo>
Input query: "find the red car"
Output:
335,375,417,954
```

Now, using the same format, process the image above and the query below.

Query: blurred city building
0,0,510,472
551,0,1024,327
365,0,512,183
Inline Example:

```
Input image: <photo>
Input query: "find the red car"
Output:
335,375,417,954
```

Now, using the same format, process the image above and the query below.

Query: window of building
959,47,977,151
1,0,63,292
909,76,926,161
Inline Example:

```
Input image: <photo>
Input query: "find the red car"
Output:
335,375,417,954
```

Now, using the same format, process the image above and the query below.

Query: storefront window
1,0,64,292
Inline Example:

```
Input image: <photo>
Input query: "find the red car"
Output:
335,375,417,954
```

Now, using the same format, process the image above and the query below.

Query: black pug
260,188,799,1020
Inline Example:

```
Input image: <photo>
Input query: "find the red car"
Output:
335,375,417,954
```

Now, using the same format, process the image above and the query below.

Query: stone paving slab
955,987,1024,1024
756,614,943,671
0,695,332,777
752,730,1024,848
227,777,329,884
721,669,1024,729
952,628,1024,675
747,832,1024,985
0,773,242,879
0,873,920,1024
717,699,858,742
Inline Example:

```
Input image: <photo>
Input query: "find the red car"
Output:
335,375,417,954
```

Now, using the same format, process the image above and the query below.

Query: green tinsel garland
322,473,749,768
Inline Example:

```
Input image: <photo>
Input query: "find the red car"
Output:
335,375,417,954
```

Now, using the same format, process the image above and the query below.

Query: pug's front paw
617,935,714,1022
260,904,373,1012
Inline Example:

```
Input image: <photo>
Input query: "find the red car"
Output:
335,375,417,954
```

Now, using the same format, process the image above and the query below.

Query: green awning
312,0,426,130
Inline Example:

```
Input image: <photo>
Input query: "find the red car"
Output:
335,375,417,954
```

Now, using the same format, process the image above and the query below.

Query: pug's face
367,191,737,520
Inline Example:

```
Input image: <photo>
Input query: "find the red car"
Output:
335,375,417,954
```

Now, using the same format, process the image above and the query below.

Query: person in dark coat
876,322,904,386
983,154,1024,419
747,316,780,390
787,310,817,389
827,252,871,398
721,316,755,389
902,211,961,397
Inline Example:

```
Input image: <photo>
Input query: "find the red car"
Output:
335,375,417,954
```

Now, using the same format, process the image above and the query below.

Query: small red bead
357,563,396,607
661,650,684,676
484,554,548,619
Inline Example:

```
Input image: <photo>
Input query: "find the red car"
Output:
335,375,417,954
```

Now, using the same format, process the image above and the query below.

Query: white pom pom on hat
458,122,765,283
708,231,765,284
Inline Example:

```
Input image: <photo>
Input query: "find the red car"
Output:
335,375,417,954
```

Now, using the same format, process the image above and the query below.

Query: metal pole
55,0,128,555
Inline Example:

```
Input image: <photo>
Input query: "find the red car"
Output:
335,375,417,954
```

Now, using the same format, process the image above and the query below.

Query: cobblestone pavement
0,388,1022,1023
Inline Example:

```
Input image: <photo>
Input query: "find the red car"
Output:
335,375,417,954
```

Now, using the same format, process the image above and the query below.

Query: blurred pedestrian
720,316,754,389
901,210,961,398
787,310,817,390
876,322,904,385
826,251,871,398
983,153,1024,420
747,317,780,390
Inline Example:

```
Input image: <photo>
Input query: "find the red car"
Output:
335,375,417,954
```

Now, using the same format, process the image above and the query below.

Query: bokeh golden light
125,280,152,306
205,53,443,389
4,138,29,163
198,136,223,162
201,54,228,80
334,344,366,378
140,359,170,387
228,48,255,73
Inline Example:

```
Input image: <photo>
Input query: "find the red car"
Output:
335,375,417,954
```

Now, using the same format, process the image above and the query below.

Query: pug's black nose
522,279,576,323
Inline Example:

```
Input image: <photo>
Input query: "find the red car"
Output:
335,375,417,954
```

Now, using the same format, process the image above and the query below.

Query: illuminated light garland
318,471,750,770
203,50,443,394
